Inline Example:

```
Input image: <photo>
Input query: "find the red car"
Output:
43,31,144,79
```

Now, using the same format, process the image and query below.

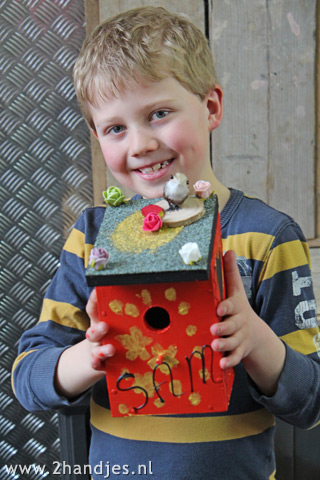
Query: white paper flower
179,242,201,265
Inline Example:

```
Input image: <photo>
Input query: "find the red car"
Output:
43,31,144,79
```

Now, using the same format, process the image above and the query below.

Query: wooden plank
315,0,320,240
209,1,316,238
294,424,320,480
274,420,294,480
90,133,107,205
275,421,320,480
98,0,205,31
267,1,316,239
308,238,320,248
209,0,269,201
84,0,107,206
58,407,91,480
85,0,99,35
310,247,320,317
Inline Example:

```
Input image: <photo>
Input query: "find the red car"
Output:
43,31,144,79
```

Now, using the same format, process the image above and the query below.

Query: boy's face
90,77,222,198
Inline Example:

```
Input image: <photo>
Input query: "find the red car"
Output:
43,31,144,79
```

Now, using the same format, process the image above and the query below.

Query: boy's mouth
137,159,173,174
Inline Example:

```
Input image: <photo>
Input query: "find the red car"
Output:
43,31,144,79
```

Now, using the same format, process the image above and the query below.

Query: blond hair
73,6,217,128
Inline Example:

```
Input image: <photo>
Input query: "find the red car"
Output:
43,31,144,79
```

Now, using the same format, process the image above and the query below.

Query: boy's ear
206,85,223,132
91,128,98,138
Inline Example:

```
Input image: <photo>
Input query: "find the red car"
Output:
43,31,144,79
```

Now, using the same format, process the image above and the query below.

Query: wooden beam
85,0,99,35
315,0,320,239
84,0,107,205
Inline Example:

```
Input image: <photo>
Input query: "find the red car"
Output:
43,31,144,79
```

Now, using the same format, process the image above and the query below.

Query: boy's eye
152,110,169,120
108,125,124,135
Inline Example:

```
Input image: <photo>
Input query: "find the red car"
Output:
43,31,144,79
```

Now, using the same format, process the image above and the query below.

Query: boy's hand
210,250,258,369
85,289,115,371
210,250,286,396
55,288,116,398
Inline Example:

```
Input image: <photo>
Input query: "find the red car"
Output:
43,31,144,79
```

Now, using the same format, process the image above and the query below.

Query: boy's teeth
139,160,171,174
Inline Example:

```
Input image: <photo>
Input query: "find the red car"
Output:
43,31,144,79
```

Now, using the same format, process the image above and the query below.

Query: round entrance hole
144,306,170,331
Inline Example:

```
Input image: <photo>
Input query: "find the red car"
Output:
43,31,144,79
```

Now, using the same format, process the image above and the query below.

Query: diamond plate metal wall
0,0,92,477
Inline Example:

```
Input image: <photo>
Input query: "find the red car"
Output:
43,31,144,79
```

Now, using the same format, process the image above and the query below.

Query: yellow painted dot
133,372,154,398
141,289,152,306
109,299,123,315
189,392,201,406
120,368,130,379
193,346,202,354
119,404,129,414
179,302,191,315
154,398,165,408
165,287,176,301
111,211,183,253
199,368,210,381
169,379,183,396
186,325,197,336
125,303,139,318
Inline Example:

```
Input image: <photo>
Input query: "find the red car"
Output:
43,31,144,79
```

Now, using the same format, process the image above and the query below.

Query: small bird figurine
163,173,189,211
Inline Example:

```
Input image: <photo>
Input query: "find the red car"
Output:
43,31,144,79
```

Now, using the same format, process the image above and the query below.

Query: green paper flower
103,186,125,206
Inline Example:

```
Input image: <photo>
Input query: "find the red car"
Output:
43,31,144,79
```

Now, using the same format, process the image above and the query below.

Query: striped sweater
12,188,320,479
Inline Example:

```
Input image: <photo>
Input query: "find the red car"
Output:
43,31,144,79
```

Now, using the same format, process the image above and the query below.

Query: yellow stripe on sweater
63,228,93,267
39,298,89,331
222,232,274,262
90,399,275,443
11,349,38,396
223,234,310,286
281,327,319,355
261,240,310,282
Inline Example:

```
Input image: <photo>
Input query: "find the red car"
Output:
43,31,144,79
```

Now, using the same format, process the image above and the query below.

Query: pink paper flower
193,180,212,199
143,212,163,232
89,247,110,270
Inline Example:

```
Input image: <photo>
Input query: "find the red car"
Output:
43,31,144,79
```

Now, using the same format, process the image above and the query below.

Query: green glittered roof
86,195,218,286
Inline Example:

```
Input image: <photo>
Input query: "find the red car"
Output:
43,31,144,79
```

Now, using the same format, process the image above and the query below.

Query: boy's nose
129,128,159,157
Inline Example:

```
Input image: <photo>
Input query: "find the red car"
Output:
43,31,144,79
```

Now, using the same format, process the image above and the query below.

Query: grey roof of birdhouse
86,195,218,286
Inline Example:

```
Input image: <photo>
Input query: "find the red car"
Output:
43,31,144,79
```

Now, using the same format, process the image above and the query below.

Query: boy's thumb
86,288,99,324
223,250,245,297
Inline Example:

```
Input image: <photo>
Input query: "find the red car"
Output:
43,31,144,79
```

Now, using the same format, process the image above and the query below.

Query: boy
12,6,320,479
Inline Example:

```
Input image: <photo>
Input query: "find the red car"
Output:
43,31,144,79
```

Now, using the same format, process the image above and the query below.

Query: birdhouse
86,195,234,417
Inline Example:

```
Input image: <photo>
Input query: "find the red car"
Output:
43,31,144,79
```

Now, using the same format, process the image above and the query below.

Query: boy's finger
210,316,237,336
216,298,236,317
86,288,99,324
223,250,246,298
211,331,241,353
99,343,116,357
91,344,116,370
220,350,242,370
86,321,109,342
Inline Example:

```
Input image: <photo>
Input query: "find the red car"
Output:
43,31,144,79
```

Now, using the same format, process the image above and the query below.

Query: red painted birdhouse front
86,195,234,417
